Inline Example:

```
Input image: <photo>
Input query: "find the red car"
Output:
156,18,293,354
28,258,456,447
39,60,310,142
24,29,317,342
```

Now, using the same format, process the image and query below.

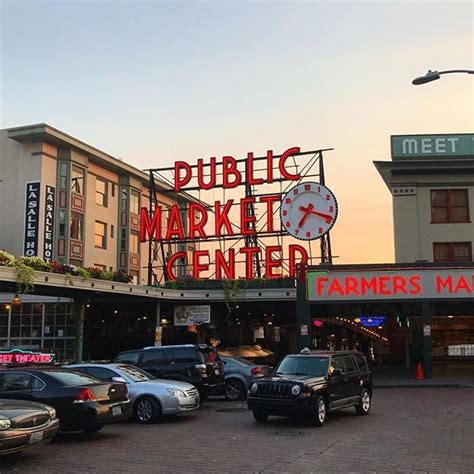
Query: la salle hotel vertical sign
24,182,40,257
43,185,55,262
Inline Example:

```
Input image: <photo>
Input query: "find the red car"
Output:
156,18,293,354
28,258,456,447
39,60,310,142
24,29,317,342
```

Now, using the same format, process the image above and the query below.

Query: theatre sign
307,268,474,301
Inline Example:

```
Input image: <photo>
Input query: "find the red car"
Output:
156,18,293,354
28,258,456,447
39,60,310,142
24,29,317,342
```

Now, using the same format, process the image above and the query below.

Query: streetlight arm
438,69,474,75
412,69,474,85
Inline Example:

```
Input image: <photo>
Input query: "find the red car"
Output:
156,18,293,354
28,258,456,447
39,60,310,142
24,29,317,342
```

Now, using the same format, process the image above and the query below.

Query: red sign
0,350,55,365
141,147,313,280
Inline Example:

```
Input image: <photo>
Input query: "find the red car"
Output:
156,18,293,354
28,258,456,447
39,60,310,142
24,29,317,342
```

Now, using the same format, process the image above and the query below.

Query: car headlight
48,408,57,419
250,383,258,394
291,384,301,396
0,418,11,430
167,388,186,397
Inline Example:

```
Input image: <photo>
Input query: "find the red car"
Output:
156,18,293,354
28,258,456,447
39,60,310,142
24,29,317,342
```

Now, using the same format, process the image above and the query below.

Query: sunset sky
1,1,473,265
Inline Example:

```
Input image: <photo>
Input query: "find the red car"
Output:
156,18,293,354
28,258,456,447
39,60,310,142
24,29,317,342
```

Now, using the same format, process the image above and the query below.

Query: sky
1,0,473,265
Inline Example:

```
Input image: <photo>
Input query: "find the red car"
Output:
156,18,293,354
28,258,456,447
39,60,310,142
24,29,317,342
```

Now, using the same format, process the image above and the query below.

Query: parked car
220,356,271,401
69,363,200,423
0,399,59,455
247,349,372,426
114,345,225,401
0,368,132,433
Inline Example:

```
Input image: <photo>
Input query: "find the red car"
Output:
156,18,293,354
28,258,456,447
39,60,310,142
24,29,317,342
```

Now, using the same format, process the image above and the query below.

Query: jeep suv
114,345,225,401
247,349,372,426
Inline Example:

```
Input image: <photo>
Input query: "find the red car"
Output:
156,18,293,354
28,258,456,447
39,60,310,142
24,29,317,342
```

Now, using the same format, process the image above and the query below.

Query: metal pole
421,301,433,378
296,263,311,350
74,297,86,363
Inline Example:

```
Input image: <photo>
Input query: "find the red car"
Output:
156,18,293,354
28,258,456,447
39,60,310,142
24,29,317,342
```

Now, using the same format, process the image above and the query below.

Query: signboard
0,349,55,365
23,181,40,257
391,134,474,159
174,305,211,326
307,268,474,302
423,325,431,337
43,185,55,262
300,324,308,336
359,316,386,327
154,326,163,346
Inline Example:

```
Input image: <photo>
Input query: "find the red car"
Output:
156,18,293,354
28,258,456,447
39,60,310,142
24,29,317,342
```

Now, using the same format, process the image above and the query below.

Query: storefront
297,263,474,377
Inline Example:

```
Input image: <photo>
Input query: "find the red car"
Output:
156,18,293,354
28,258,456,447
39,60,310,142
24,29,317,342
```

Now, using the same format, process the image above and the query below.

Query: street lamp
412,69,474,85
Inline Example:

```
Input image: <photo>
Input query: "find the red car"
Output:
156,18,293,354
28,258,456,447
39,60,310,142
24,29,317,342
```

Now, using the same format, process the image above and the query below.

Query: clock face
280,182,338,240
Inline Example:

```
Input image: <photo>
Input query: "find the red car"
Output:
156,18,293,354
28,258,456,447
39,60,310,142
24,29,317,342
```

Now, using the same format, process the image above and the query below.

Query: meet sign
307,268,474,302
391,134,474,159
0,349,55,365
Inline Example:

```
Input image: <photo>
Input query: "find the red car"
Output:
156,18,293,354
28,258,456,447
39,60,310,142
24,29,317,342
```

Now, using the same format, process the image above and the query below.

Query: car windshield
275,356,328,377
118,365,154,383
48,371,100,386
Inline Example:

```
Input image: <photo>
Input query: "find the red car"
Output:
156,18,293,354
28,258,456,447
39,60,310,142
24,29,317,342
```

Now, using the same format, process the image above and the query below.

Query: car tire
83,424,103,433
134,396,162,424
253,410,268,423
355,388,371,415
225,379,246,401
312,395,327,427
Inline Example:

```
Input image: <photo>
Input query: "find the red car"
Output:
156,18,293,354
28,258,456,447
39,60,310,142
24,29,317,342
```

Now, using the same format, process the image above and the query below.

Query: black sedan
0,369,131,433
0,399,59,455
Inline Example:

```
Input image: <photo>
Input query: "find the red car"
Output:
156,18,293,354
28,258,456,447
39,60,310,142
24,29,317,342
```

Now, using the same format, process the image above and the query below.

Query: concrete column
296,266,311,350
74,297,86,363
421,301,433,378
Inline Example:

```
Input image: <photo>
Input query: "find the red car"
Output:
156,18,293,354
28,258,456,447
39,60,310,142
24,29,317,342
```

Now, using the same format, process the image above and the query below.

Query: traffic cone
416,362,424,380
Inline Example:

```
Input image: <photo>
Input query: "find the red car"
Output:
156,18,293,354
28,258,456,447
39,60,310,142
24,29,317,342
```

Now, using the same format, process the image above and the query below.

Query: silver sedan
69,363,200,423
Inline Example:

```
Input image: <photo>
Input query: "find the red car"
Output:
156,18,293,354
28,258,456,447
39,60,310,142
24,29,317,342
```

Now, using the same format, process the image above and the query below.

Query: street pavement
1,388,473,473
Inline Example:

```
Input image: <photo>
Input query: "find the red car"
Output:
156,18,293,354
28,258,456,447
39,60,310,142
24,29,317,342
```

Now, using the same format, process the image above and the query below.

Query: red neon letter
345,277,361,296
289,244,308,277
175,162,192,192
392,276,408,294
454,276,472,294
223,156,241,189
265,245,282,279
327,278,345,296
316,277,329,296
193,250,209,278
240,197,256,235
259,195,280,232
436,275,453,293
166,252,186,281
165,205,185,240
246,152,263,186
197,157,217,190
215,249,236,279
188,203,208,238
278,147,301,181
408,275,422,295
266,150,274,184
215,200,234,236
239,247,261,279
140,207,161,242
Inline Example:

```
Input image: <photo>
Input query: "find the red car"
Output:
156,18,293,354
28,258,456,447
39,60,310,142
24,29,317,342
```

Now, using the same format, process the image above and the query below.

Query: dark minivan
115,344,225,401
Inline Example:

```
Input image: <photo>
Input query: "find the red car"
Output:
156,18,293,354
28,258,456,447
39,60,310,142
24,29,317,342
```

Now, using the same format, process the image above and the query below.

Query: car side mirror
331,369,342,377
112,376,127,383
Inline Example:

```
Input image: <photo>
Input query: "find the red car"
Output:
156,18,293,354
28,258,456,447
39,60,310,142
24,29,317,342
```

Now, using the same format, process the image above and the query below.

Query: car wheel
253,410,268,423
225,379,246,401
312,395,327,427
134,396,162,424
355,388,371,415
83,424,103,433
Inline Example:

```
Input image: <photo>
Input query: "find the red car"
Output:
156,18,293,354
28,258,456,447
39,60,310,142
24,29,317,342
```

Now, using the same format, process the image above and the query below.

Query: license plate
29,431,44,444
112,406,122,416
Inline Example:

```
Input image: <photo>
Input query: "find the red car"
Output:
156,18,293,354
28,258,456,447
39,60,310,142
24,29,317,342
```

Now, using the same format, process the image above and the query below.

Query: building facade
374,133,474,264
0,123,194,285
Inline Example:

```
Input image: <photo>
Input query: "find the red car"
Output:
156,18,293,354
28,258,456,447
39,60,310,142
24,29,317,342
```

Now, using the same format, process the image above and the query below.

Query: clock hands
298,204,333,227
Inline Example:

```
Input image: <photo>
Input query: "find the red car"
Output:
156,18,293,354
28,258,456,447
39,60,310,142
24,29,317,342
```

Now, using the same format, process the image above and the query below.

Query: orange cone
416,362,424,380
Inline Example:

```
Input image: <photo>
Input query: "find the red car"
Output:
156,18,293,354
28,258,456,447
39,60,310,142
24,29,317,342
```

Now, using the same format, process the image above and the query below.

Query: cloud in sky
1,1,473,264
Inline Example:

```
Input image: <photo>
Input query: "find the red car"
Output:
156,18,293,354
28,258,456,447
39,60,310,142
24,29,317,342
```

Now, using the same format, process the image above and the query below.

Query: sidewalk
372,366,474,388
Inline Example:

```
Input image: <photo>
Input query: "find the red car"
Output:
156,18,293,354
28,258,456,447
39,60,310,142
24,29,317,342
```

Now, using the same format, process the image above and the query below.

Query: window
71,166,85,195
48,371,99,386
120,188,128,210
355,354,368,371
142,349,167,365
111,183,116,197
120,229,127,251
111,225,115,239
330,356,345,374
59,162,68,190
431,189,469,223
130,190,140,214
433,242,472,262
0,373,32,391
94,221,107,249
343,356,357,373
115,351,140,365
130,232,139,254
275,356,328,377
70,212,83,241
95,178,107,207
77,367,116,382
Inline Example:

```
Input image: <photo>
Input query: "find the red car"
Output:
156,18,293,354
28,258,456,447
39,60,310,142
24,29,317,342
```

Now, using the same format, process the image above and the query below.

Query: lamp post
412,69,474,85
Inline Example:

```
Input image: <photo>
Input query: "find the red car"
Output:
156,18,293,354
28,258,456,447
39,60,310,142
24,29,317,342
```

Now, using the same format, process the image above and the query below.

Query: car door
0,372,39,402
140,349,168,379
327,356,347,408
342,355,360,400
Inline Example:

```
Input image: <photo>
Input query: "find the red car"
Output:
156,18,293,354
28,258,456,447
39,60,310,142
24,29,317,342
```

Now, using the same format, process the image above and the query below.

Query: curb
374,383,473,389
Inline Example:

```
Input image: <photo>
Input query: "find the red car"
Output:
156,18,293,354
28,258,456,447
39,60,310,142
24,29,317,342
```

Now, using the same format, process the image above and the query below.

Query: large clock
280,182,338,240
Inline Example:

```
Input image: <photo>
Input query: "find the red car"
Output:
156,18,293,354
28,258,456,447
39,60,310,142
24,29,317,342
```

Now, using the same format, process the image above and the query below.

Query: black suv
114,344,225,400
247,349,372,426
